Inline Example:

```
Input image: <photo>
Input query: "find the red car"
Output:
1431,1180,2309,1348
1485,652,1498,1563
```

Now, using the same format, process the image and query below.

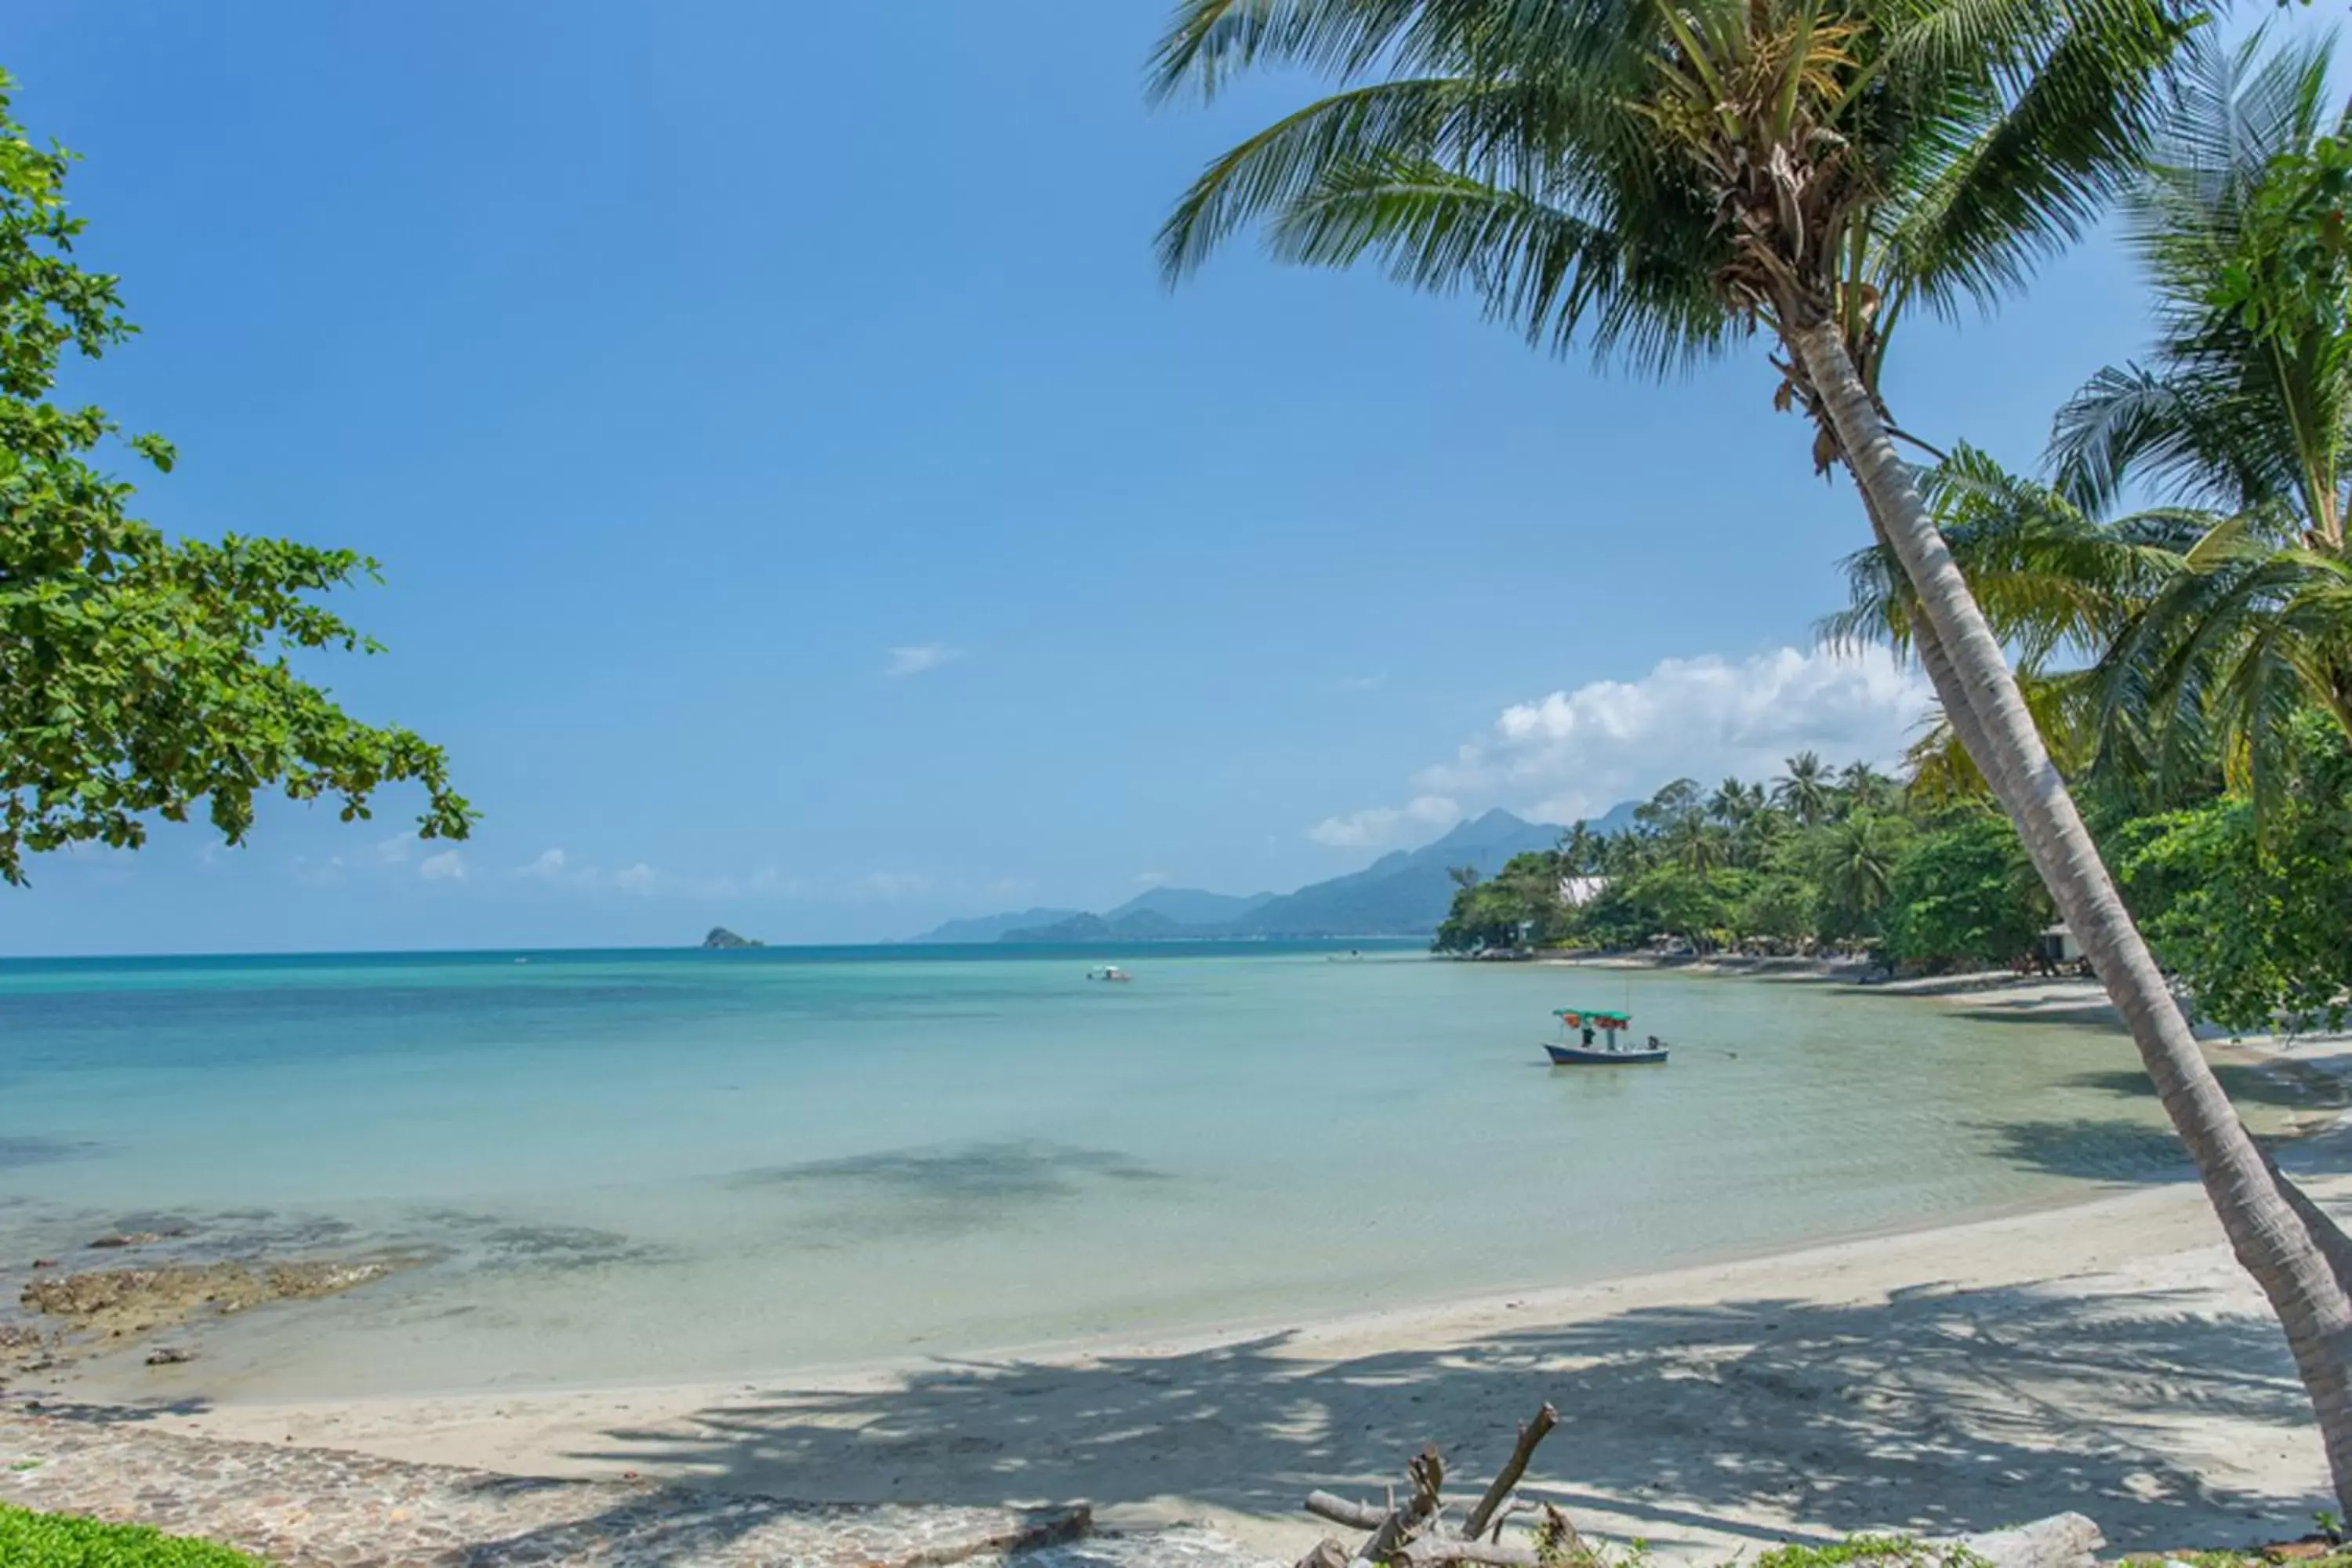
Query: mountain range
909,805,1632,943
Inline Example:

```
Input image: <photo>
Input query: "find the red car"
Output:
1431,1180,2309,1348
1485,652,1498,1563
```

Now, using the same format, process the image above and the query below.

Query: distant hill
1000,907,1200,943
1584,799,1642,836
910,907,1085,944
1223,809,1566,937
1104,887,1276,926
964,809,1575,945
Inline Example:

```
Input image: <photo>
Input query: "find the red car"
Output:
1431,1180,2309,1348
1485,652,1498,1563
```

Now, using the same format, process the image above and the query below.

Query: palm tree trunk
1789,316,2352,1512
1853,492,2020,811
1866,391,2352,1308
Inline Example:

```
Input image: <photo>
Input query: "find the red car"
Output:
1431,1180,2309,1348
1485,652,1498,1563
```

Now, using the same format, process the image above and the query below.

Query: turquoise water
0,945,2181,1399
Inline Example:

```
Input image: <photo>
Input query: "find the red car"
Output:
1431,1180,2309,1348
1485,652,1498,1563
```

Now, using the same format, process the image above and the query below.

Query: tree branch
1461,1403,1558,1541
1305,1492,1390,1530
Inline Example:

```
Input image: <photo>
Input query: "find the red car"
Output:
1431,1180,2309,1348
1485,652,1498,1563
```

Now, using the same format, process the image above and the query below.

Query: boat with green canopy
1546,1007,1669,1065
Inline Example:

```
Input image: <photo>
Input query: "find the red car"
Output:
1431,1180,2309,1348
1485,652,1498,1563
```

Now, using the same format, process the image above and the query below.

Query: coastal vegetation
0,1504,261,1566
1434,757,2049,973
1153,0,2352,1515
0,75,468,884
1439,724,2352,1040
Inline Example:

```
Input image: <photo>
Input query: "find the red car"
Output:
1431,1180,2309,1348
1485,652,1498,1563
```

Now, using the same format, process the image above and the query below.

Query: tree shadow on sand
541,1281,2322,1561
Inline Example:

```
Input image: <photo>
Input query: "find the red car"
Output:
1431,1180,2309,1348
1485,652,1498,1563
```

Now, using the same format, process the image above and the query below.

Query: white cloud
985,875,1037,899
375,834,415,866
1332,673,1386,694
1367,645,1933,829
1308,794,1464,849
521,848,568,881
884,644,964,678
851,869,932,900
613,862,657,895
419,848,468,882
1131,870,1171,887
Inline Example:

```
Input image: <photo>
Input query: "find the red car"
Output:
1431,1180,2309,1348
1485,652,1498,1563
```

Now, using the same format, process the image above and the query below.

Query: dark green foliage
1437,763,1945,959
0,1504,265,1566
1887,811,2051,970
2117,714,2352,1034
1433,848,1574,951
0,73,470,883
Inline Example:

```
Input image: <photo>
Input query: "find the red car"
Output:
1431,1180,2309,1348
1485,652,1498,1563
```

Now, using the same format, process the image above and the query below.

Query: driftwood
1357,1446,1446,1566
1947,1513,2105,1568
1298,1540,1353,1568
1461,1403,1558,1542
1306,1492,1391,1531
1290,1404,2100,1568
1293,1407,1559,1568
1388,1537,1540,1566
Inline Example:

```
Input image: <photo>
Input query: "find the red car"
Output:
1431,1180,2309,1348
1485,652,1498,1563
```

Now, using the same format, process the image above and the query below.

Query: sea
0,942,2202,1401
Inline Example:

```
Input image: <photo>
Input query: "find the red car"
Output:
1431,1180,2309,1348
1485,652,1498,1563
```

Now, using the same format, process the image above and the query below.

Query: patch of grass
0,1503,265,1565
1752,1538,1987,1568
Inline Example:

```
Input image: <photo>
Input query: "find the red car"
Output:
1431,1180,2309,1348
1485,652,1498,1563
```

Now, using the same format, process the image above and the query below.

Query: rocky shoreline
3,1225,413,1392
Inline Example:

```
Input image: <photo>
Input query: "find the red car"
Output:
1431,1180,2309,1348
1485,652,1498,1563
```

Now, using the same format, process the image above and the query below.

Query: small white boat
1087,965,1133,983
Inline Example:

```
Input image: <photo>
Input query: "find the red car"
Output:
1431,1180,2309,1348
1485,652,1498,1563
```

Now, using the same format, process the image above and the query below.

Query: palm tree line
1149,0,2352,1508
1435,752,2027,958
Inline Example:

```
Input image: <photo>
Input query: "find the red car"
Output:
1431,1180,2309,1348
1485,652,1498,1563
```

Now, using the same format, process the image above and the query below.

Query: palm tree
1773,751,1835,828
2049,30,2352,814
1815,811,1907,934
1834,760,1898,817
1150,0,2352,1496
1558,820,1601,875
1822,444,2198,805
1737,795,1792,867
1666,806,1719,873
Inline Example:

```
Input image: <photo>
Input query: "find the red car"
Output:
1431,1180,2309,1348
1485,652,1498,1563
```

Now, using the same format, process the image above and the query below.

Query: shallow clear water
0,945,2191,1399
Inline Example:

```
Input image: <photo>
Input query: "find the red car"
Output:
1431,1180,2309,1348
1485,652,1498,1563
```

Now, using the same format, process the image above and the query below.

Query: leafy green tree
1736,872,1816,952
1887,811,2050,970
0,76,469,882
1433,848,1566,950
2118,713,2352,1034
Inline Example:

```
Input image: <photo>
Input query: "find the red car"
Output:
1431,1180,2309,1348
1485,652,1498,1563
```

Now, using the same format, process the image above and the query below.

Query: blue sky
2,4,2335,953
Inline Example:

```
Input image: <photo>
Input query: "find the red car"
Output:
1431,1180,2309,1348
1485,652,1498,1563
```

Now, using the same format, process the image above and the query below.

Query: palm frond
1268,154,1733,366
1881,0,2196,317
1157,74,1562,280
2127,25,2333,295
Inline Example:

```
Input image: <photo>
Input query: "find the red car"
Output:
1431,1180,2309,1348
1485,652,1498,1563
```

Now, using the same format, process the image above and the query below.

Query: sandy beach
104,979,2352,1565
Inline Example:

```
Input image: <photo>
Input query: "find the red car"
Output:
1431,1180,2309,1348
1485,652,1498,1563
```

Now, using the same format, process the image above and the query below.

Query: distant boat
1544,1007,1668,1065
1087,965,1133,983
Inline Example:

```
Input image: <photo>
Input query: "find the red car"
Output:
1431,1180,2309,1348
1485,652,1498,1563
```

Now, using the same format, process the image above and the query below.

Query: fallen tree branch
1486,1498,1543,1544
1305,1492,1389,1531
1388,1539,1539,1567
1358,1445,1445,1566
1461,1403,1558,1542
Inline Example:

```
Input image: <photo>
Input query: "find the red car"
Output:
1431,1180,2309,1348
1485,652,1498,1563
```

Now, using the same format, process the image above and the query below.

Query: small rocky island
701,926,765,949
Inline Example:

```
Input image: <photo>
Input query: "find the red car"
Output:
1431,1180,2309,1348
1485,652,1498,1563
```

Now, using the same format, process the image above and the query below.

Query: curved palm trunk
1789,318,2352,1512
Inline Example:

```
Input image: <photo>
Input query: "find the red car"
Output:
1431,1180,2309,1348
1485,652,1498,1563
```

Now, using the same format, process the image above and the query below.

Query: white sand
144,1094,2352,1561
118,980,2352,1561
